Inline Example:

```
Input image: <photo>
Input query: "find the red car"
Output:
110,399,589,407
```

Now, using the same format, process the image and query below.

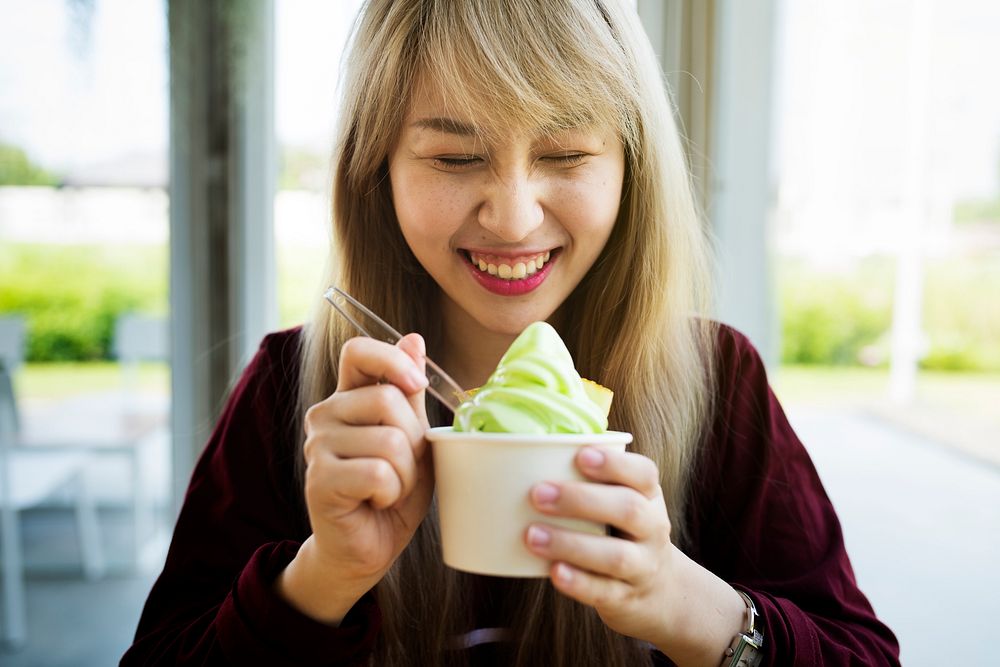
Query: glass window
0,0,170,659
274,0,366,328
771,1,1000,663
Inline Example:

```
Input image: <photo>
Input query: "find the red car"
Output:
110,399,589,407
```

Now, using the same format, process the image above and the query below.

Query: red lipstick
464,251,557,296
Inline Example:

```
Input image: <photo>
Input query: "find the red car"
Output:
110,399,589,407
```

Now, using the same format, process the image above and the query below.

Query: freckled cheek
555,179,622,234
395,175,474,235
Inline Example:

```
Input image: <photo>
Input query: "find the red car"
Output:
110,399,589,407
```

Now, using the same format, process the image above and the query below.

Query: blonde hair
298,1,716,664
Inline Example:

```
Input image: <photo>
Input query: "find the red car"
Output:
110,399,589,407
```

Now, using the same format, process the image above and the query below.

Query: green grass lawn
774,364,1000,467
773,364,1000,419
16,361,169,400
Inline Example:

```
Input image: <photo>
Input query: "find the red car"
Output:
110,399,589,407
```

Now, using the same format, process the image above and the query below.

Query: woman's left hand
523,439,892,665
524,446,688,651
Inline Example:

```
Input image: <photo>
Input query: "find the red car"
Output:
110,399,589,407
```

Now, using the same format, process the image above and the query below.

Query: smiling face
388,76,626,342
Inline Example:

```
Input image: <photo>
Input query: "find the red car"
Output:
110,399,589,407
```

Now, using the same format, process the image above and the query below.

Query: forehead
404,72,513,136
402,70,607,142
404,75,471,129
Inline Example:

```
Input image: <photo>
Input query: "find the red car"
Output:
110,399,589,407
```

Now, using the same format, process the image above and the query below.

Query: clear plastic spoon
323,286,469,412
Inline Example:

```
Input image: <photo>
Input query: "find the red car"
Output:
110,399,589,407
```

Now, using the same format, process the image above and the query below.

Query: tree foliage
0,141,60,186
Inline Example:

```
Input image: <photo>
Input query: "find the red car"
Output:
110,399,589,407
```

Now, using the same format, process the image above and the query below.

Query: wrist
652,547,748,667
274,536,373,626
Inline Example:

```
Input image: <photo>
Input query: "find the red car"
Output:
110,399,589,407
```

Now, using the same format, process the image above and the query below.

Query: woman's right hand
276,333,433,624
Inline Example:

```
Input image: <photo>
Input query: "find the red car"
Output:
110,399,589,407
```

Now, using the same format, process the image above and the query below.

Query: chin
470,303,558,336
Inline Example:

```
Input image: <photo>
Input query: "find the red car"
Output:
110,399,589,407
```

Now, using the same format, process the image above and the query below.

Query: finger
325,425,420,499
525,523,649,583
306,451,402,511
336,336,428,394
395,333,429,428
530,480,665,541
304,385,424,499
575,448,661,500
319,384,425,446
547,561,634,612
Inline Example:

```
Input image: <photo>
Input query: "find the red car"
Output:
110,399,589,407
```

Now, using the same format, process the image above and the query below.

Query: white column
889,0,933,405
234,4,278,366
708,0,779,364
168,0,276,516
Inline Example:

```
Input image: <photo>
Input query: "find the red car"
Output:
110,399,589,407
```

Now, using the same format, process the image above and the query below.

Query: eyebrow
411,117,479,136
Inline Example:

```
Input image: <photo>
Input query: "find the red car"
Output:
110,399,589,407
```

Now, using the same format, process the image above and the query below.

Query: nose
477,172,544,242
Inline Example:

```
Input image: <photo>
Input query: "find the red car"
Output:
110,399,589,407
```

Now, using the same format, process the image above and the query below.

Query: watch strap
721,590,763,667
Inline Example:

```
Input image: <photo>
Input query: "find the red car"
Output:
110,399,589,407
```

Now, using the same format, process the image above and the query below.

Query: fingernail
526,525,551,547
579,447,605,468
533,482,559,505
554,562,573,584
409,369,429,388
412,334,426,356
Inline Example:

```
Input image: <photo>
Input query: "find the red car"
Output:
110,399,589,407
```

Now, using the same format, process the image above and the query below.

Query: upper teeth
470,251,552,280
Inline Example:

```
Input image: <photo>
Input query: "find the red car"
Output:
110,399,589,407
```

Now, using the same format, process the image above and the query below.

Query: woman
124,1,899,665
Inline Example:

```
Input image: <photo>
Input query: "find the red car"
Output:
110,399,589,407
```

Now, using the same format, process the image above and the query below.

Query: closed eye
432,153,587,170
433,155,482,170
541,153,587,166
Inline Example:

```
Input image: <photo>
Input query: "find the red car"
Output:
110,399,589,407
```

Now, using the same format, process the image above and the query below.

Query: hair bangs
414,0,638,146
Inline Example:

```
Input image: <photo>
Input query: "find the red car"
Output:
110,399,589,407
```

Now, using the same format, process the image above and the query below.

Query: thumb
396,333,429,428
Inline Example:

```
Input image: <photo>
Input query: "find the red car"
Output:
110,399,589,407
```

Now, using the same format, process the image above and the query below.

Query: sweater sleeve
121,330,381,666
687,326,900,666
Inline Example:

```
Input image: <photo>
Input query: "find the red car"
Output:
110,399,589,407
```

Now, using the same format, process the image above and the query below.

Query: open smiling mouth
461,249,561,295
466,250,553,279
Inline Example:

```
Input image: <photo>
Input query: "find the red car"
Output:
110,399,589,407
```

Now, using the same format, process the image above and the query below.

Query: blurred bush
0,141,60,186
952,197,1000,226
778,258,894,366
778,256,1000,372
0,244,166,361
921,257,1000,371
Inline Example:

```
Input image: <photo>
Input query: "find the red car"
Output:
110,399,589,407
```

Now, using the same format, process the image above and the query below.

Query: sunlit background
1,1,998,665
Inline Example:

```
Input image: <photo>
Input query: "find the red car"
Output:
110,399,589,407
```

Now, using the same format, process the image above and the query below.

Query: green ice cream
453,322,608,434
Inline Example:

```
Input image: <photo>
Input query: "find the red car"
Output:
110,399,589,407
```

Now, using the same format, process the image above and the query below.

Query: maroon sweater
122,326,899,666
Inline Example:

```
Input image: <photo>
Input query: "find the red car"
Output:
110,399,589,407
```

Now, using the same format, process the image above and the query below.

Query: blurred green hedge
778,258,893,366
0,142,59,186
0,244,166,361
778,256,1000,372
922,257,1000,371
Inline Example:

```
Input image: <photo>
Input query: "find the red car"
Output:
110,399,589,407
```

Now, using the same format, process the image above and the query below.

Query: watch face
727,633,763,667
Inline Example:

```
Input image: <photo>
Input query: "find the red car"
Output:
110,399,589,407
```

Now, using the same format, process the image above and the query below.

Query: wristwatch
720,590,763,667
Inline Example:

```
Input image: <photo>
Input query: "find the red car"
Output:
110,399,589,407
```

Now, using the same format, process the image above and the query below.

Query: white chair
113,313,169,406
0,315,105,648
112,313,169,565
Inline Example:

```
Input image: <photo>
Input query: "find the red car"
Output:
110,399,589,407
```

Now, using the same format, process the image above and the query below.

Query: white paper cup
426,426,633,577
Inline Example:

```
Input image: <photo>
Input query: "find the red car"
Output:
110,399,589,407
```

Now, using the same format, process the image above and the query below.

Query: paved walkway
788,406,1000,667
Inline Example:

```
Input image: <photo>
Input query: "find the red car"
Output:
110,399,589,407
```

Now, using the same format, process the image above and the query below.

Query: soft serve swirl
453,322,608,434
